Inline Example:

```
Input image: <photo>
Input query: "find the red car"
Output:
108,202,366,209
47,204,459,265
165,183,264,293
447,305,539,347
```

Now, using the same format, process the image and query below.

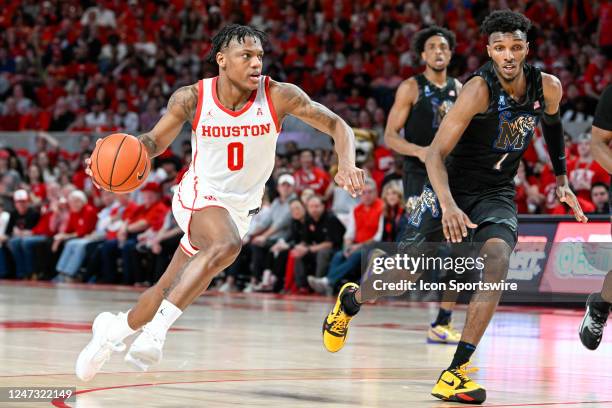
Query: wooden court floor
1,281,612,407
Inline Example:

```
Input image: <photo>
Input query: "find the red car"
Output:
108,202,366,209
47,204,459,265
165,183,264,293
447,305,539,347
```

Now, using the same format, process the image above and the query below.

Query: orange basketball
90,133,150,193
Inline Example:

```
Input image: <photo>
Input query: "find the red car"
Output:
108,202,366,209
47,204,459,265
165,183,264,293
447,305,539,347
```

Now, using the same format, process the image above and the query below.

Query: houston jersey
177,76,280,211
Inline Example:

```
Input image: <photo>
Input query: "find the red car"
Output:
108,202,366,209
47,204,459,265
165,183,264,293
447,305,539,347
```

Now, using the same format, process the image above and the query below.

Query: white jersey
176,75,280,212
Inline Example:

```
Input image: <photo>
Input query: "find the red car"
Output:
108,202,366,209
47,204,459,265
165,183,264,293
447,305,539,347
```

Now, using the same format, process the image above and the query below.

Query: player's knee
207,237,242,269
481,239,511,281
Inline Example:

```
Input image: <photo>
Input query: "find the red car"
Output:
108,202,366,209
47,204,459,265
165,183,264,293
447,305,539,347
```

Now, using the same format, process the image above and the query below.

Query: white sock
109,311,136,343
145,299,182,340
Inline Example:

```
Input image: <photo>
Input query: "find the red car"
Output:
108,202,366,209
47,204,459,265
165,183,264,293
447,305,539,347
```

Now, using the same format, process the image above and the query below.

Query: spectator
114,100,139,133
25,163,46,205
50,190,98,255
26,181,68,280
293,195,345,292
265,198,309,293
0,149,22,210
132,210,183,286
84,101,108,130
244,173,297,292
381,181,404,242
53,190,116,283
293,149,331,196
139,99,161,132
589,182,610,215
308,179,383,295
80,4,117,28
0,201,9,278
568,133,610,204
4,190,41,279
100,182,168,284
0,98,21,130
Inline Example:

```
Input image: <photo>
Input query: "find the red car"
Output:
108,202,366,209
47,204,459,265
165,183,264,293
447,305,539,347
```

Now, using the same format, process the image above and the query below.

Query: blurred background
0,0,609,301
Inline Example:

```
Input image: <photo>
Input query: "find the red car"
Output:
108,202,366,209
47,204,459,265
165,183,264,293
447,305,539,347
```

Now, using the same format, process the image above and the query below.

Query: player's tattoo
279,83,338,132
161,257,192,299
168,84,199,123
138,133,158,157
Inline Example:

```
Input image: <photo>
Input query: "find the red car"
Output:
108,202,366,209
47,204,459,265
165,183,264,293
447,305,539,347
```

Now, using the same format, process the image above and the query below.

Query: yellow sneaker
431,362,486,404
322,282,359,353
427,324,461,344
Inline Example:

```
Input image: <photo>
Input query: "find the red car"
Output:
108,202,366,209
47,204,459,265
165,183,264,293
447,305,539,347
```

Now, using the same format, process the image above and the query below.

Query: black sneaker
579,293,610,350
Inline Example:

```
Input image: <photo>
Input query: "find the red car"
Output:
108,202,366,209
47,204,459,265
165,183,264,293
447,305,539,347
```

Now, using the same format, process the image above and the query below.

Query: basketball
90,133,150,193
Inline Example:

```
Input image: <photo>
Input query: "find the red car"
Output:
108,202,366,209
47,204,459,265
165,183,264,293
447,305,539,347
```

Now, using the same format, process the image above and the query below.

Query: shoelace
454,363,478,383
589,311,608,336
330,315,349,335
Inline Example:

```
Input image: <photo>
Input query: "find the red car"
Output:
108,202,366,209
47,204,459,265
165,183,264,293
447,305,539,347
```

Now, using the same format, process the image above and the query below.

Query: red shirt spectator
35,77,67,109
65,203,98,237
351,202,383,244
293,149,331,196
131,183,169,232
568,137,611,202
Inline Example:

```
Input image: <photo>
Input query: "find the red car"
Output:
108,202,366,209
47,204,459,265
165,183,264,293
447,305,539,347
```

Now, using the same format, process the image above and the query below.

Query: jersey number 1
227,142,244,171
494,153,509,171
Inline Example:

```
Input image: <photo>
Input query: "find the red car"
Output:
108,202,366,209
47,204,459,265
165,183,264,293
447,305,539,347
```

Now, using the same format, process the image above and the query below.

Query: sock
432,308,453,327
591,292,612,314
340,288,361,316
109,311,136,342
449,341,476,369
145,299,183,340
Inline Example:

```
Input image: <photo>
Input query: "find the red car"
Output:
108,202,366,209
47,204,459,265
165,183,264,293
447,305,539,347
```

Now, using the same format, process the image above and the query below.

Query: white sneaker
243,283,255,293
219,280,237,293
308,276,329,294
124,327,165,371
75,312,127,381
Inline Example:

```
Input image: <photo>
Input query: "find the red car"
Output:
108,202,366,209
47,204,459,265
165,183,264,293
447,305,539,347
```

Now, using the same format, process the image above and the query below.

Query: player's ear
216,52,225,69
420,51,427,62
525,42,529,55
486,44,491,58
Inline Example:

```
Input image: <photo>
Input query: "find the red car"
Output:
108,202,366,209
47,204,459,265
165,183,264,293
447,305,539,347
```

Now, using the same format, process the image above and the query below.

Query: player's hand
86,138,103,189
335,163,366,198
556,184,588,223
416,146,429,163
441,203,477,243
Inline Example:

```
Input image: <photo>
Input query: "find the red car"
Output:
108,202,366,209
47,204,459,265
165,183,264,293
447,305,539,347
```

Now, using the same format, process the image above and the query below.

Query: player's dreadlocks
411,25,456,55
481,9,531,36
208,24,267,64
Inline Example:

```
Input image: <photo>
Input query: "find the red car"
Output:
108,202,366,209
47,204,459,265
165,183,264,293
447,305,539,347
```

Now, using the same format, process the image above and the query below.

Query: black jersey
403,74,458,174
446,61,545,193
593,84,612,131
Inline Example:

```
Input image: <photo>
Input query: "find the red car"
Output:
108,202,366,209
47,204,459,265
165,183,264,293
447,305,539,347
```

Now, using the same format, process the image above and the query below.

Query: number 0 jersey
177,75,281,212
446,61,545,193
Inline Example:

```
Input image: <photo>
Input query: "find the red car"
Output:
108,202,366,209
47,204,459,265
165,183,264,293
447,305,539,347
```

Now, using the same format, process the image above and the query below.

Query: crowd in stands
0,1,610,291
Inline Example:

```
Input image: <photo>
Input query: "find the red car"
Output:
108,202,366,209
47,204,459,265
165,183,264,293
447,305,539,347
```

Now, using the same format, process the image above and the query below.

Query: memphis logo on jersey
493,110,536,151
408,187,440,227
431,98,454,129
201,123,272,137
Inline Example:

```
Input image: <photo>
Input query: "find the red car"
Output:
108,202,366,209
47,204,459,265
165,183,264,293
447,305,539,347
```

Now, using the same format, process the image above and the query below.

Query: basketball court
1,281,611,407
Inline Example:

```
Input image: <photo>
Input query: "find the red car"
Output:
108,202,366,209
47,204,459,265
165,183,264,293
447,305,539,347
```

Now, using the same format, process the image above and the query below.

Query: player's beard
427,63,447,73
494,60,524,84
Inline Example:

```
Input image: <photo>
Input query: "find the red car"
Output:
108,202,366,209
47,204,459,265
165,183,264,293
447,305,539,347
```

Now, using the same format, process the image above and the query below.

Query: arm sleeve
592,85,612,131
541,111,566,175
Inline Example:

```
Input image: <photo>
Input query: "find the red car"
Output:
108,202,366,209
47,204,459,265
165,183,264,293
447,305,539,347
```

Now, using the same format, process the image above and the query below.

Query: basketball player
384,25,461,344
579,84,612,350
76,25,365,381
321,10,587,403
